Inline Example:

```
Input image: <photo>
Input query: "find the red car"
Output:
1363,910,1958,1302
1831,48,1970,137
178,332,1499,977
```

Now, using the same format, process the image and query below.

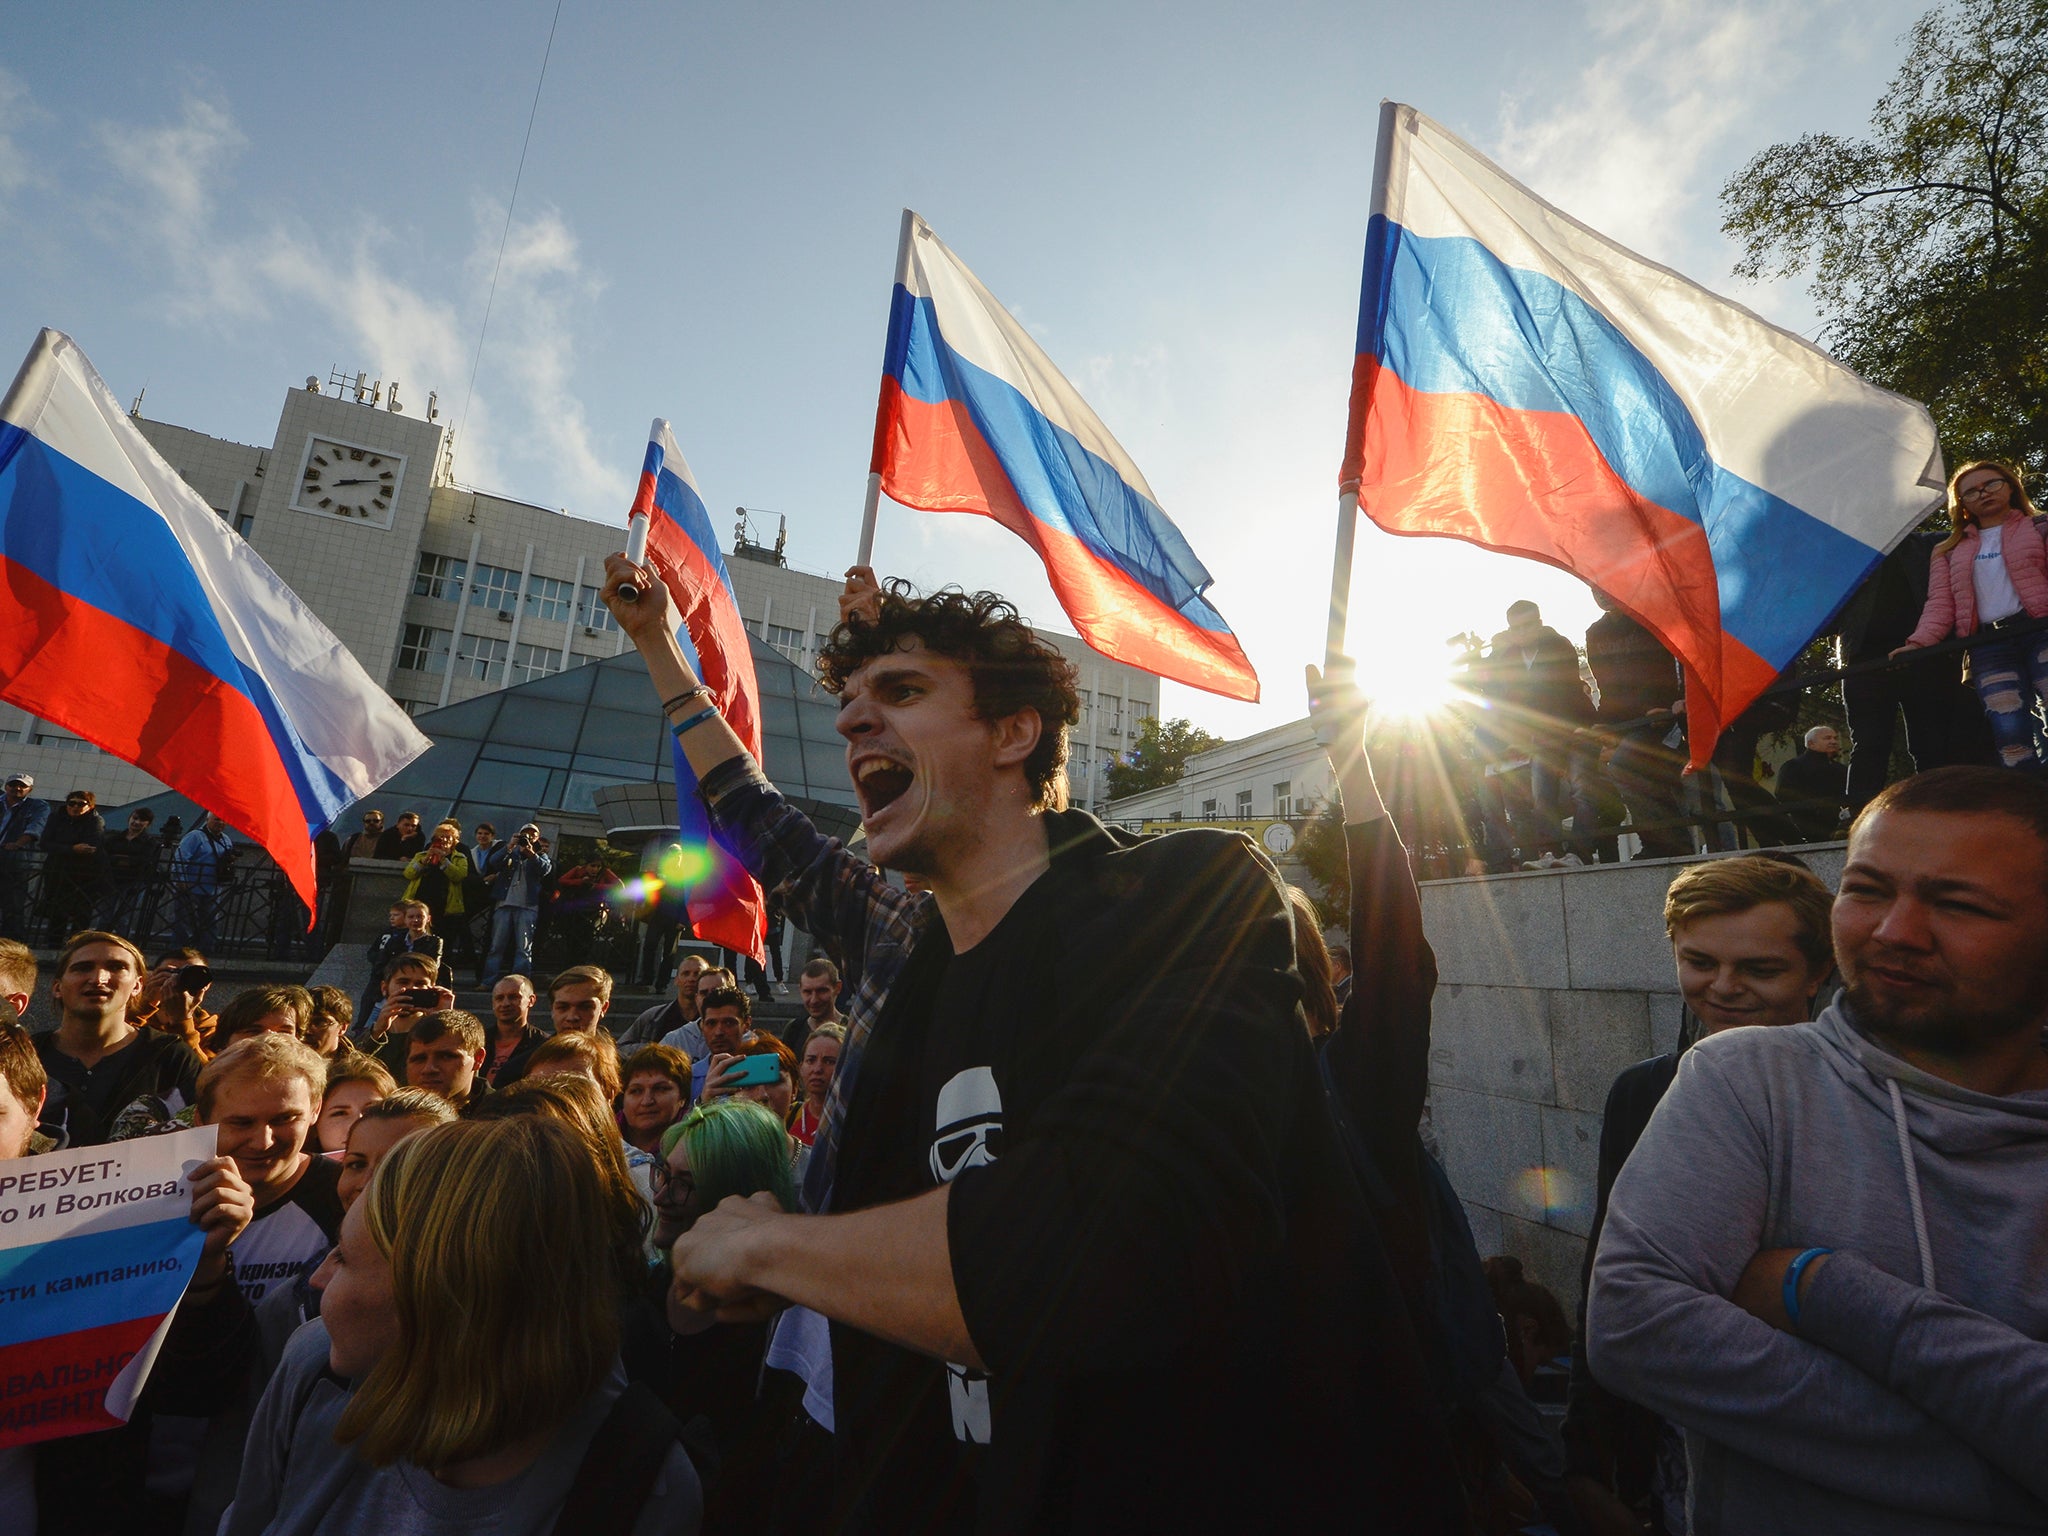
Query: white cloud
1491,0,1810,274
91,94,623,517
460,203,629,515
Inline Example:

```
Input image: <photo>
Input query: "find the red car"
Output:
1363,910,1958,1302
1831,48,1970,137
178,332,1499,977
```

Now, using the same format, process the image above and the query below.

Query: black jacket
835,809,1462,1534
1584,610,1680,726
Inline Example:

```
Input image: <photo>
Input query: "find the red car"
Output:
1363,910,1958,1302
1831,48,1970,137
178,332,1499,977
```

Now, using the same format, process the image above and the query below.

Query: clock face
291,436,404,528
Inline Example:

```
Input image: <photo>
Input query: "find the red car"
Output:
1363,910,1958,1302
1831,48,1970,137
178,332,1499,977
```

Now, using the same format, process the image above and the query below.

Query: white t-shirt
1973,523,2025,623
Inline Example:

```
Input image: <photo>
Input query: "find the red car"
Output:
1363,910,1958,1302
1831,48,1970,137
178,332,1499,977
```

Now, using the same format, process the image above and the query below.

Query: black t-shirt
33,1027,206,1148
830,869,1062,1535
232,1154,345,1304
821,820,1462,1536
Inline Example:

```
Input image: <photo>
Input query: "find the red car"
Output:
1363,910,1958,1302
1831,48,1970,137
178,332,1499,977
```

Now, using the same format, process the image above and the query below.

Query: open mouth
855,759,915,819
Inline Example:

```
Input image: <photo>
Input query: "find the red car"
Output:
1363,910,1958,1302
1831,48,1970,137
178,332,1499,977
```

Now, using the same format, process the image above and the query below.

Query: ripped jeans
1965,628,2048,768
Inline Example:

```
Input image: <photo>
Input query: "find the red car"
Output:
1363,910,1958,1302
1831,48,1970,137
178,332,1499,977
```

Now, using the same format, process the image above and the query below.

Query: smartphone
176,965,212,994
721,1054,783,1088
401,987,442,1008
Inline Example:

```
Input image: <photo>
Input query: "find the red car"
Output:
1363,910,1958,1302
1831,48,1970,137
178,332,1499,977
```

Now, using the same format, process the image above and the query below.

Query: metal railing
0,853,318,959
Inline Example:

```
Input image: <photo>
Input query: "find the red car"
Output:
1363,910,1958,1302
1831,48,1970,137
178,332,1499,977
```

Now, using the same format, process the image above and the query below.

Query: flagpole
1324,489,1359,669
857,208,919,569
1326,101,1401,670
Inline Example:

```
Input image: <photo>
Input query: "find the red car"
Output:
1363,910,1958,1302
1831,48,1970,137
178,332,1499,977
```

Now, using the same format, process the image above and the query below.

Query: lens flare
658,841,715,886
1512,1165,1583,1221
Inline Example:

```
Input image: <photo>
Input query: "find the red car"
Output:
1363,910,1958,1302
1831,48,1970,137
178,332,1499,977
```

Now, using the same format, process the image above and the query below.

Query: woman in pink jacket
1891,460,2048,767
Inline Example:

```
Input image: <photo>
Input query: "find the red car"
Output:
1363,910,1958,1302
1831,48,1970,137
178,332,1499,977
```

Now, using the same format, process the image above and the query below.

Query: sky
0,0,1932,738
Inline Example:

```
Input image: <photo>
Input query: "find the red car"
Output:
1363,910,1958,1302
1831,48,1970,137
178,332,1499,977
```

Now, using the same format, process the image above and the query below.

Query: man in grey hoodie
1589,765,2048,1535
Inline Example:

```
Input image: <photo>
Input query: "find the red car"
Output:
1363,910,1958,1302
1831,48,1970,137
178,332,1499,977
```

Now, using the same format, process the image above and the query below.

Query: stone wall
1415,844,1845,1312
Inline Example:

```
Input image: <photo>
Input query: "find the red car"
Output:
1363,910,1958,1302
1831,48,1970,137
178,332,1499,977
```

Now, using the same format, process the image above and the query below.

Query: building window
1109,696,1125,735
1201,798,1218,818
413,552,468,601
234,512,255,537
468,563,522,614
508,641,562,685
526,574,575,622
576,586,618,633
397,624,451,674
1235,789,1253,817
455,633,509,681
1274,781,1292,818
32,733,97,752
1132,699,1154,726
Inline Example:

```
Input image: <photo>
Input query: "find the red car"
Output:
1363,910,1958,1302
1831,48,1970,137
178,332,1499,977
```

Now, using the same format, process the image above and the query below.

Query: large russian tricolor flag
0,1126,216,1447
1342,105,1944,760
0,330,430,908
631,421,766,961
872,212,1259,702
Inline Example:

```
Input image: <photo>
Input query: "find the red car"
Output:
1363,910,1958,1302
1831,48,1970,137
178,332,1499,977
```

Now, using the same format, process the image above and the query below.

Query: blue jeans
1966,630,2048,768
488,906,538,979
173,888,218,950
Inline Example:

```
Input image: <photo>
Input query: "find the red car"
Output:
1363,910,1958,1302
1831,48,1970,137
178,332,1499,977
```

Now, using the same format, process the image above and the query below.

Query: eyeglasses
649,1161,694,1197
65,797,89,806
1958,479,2011,500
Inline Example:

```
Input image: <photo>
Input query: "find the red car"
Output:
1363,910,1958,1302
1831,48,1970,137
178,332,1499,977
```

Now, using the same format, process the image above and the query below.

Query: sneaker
1520,853,1559,870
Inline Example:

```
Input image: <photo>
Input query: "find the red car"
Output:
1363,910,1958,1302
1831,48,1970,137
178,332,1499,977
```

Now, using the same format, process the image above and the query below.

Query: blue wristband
669,702,720,739
1782,1247,1832,1328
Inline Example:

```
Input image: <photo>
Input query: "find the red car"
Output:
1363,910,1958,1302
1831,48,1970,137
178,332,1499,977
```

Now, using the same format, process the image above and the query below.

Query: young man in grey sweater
1589,765,2048,1535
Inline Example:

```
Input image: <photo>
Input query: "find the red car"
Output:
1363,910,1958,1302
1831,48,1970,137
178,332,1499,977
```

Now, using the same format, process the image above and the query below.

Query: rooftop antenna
304,376,321,393
129,386,145,417
387,381,402,413
353,371,369,404
427,391,439,423
775,513,787,557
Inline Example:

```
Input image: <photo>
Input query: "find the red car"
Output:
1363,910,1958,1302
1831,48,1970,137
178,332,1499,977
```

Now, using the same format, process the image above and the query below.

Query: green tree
1103,716,1225,800
1294,801,1350,914
1721,0,2048,472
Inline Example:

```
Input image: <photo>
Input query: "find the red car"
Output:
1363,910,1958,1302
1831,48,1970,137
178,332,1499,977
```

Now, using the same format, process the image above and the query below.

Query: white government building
1,368,1161,814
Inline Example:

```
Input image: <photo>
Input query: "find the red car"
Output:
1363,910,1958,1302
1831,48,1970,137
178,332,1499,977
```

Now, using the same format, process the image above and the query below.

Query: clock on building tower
290,435,405,528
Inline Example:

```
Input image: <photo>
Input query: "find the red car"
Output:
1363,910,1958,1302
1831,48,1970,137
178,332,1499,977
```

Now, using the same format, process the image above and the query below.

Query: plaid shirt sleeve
699,754,912,972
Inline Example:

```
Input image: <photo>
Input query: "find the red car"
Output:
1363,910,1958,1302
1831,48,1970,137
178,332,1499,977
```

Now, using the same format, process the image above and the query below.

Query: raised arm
1307,663,1437,1158
599,553,908,959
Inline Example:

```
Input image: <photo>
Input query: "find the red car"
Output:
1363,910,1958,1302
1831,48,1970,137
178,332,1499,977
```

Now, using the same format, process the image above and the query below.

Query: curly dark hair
816,581,1082,812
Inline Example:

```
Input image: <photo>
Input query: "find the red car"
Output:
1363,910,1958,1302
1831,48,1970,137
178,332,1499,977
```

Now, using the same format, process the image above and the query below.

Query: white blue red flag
1342,105,1945,761
632,420,766,962
872,213,1260,702
0,330,430,909
0,1125,217,1447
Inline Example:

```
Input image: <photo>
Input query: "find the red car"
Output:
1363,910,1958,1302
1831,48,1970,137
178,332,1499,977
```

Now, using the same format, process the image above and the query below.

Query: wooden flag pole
856,208,920,569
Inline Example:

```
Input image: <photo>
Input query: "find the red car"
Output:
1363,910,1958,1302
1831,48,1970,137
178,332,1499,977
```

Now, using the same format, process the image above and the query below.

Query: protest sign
0,1124,216,1447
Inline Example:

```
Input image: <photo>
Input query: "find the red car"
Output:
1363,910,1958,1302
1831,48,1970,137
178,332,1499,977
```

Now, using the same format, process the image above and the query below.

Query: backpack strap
551,1380,686,1536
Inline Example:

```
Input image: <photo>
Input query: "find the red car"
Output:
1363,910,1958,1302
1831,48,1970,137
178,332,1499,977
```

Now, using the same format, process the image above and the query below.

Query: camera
176,965,212,994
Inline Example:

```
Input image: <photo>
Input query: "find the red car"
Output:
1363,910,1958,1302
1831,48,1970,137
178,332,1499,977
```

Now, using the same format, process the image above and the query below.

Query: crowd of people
1377,459,2047,877
0,453,2041,1536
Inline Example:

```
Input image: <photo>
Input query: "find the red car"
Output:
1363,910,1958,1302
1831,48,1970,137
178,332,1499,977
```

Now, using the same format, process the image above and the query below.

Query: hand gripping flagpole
857,208,919,569
616,417,661,602
1327,101,1401,670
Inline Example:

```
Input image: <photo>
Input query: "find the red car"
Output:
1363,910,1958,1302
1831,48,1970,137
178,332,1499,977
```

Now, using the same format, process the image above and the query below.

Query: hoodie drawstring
1887,1077,1938,1289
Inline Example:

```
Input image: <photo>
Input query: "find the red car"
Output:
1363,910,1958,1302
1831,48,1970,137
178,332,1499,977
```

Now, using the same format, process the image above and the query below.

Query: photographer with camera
484,821,553,980
134,946,218,1057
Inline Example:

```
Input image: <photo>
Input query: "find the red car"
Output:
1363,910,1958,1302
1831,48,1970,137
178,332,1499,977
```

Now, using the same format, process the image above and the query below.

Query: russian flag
0,330,430,909
632,421,766,962
1342,105,1945,761
872,212,1259,703
0,1126,216,1448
